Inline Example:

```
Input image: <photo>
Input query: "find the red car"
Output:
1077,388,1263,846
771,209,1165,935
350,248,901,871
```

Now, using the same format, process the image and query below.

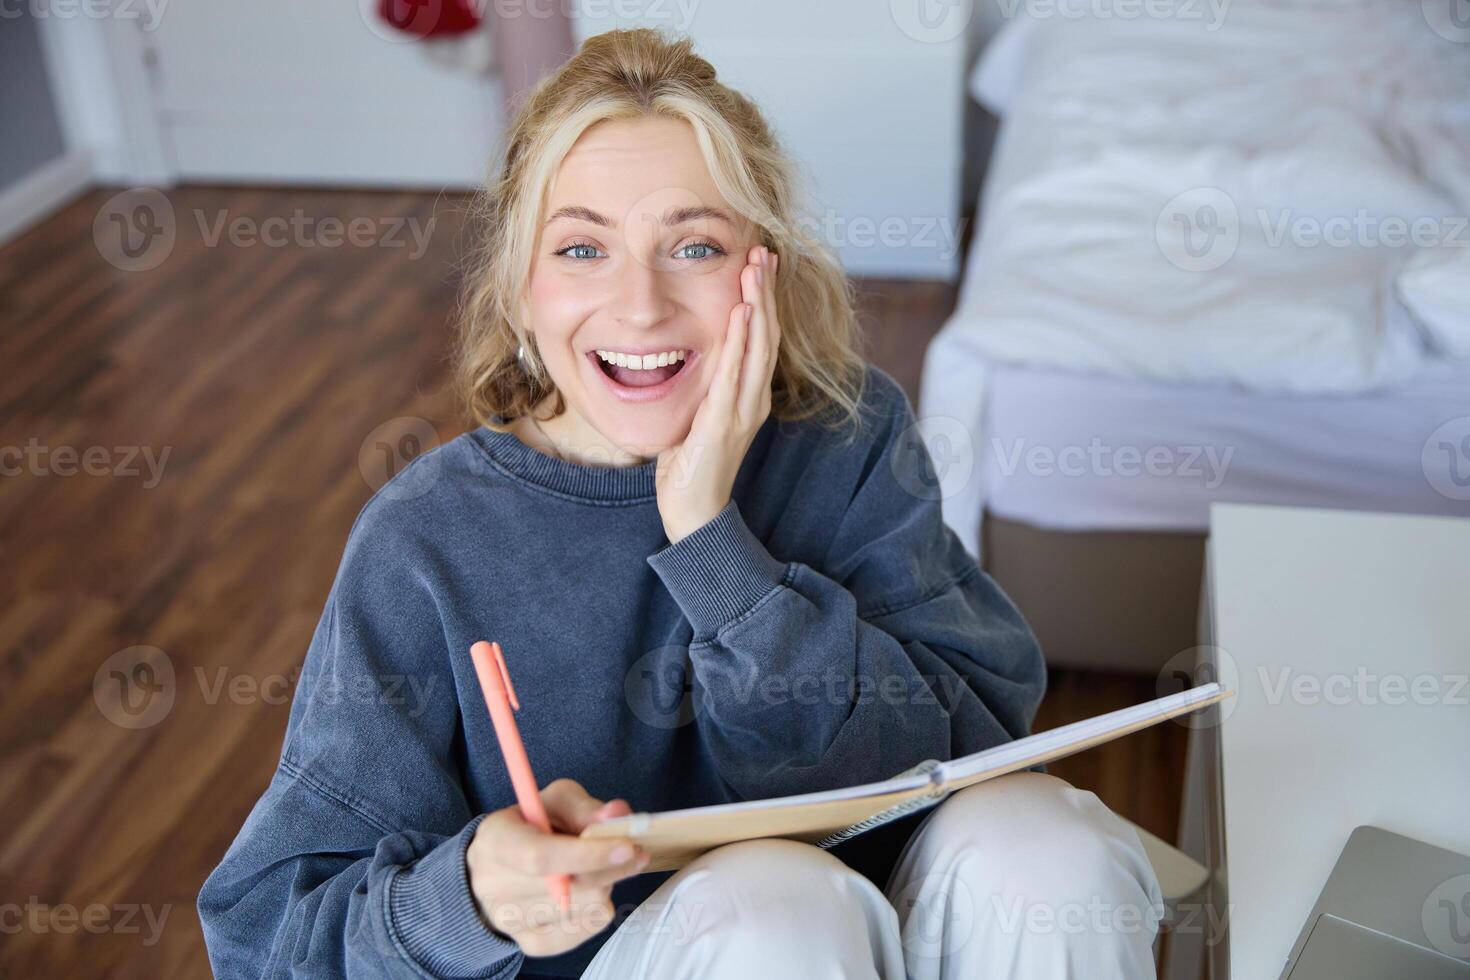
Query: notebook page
593,760,938,835
936,682,1225,786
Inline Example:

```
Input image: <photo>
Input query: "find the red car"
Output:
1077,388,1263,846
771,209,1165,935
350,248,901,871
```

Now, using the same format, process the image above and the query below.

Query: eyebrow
543,205,733,229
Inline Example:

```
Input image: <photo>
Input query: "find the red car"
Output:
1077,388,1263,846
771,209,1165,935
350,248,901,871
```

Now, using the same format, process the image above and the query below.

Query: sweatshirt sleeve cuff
647,499,791,639
387,815,522,978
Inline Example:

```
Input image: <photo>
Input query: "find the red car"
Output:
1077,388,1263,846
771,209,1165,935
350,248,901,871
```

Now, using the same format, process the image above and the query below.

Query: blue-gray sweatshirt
197,364,1046,979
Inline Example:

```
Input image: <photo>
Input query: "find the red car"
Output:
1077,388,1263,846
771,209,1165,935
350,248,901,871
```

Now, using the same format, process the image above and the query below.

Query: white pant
579,772,1164,979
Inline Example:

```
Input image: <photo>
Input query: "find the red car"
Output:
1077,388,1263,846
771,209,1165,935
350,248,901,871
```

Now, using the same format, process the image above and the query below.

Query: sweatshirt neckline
471,416,659,502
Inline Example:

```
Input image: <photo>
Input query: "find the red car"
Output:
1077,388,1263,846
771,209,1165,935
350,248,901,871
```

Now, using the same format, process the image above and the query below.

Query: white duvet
936,0,1470,394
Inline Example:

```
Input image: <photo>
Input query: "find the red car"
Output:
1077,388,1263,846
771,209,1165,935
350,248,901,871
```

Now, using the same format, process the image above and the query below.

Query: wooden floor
0,188,1185,978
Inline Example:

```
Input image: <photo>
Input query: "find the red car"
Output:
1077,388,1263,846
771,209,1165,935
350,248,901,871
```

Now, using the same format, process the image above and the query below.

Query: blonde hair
452,27,869,440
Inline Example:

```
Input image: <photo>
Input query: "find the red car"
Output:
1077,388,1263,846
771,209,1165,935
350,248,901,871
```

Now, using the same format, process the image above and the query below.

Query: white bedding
940,0,1470,394
919,0,1470,551
978,359,1470,534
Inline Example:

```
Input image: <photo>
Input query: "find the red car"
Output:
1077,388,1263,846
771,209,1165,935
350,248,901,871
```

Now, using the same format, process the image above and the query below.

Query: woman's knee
881,773,1165,976
620,838,903,977
676,837,855,905
894,772,1164,918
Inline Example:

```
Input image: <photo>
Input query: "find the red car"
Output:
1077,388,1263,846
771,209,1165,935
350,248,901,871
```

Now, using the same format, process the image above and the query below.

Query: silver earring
516,344,527,367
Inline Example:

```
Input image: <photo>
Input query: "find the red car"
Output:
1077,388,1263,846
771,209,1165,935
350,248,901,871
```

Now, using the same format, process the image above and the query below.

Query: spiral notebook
581,682,1228,871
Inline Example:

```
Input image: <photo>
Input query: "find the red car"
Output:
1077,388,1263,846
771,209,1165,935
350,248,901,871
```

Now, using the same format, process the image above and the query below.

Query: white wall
571,5,969,280
23,4,980,279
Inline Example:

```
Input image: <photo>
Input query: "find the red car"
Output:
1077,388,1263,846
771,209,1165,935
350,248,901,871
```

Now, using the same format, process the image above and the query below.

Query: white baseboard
0,149,95,247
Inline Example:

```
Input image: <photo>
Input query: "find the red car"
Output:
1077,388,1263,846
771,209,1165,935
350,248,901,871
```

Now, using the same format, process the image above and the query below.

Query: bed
919,0,1470,672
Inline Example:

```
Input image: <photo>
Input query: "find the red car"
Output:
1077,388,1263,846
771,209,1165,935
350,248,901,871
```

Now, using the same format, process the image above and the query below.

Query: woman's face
524,115,760,462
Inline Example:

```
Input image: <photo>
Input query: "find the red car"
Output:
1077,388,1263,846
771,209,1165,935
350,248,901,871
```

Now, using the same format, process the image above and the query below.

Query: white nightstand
1170,504,1470,980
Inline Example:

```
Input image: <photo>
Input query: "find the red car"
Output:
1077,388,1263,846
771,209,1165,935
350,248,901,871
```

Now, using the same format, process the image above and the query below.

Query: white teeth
595,349,686,371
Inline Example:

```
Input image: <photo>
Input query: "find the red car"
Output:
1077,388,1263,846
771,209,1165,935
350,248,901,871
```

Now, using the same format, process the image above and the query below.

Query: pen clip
490,641,520,711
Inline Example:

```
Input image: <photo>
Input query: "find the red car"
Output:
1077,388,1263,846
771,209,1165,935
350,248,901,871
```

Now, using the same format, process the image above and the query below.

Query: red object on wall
376,0,481,38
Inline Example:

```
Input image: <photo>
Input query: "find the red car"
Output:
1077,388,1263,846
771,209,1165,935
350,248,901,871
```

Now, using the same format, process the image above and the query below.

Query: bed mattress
974,360,1470,534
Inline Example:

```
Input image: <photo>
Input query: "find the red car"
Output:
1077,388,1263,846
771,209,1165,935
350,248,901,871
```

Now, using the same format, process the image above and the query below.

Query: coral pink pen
469,640,572,912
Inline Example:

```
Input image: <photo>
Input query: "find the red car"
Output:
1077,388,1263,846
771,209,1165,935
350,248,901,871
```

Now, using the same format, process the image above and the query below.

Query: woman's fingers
738,250,769,423
541,779,626,834
711,286,749,423
570,850,651,890
485,809,643,877
767,251,781,363
739,246,779,422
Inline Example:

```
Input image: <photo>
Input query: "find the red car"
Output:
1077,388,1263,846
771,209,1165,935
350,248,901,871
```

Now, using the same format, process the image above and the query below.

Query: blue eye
554,242,605,261
679,240,726,261
552,239,727,262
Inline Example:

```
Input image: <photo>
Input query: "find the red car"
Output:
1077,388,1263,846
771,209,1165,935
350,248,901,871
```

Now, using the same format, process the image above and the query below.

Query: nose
607,252,676,330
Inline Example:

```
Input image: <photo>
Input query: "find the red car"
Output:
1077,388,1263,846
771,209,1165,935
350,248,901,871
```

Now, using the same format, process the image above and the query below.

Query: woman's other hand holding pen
466,778,650,958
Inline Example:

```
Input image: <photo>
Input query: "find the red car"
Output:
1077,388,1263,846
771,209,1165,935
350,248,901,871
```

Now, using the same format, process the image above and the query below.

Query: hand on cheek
654,244,781,545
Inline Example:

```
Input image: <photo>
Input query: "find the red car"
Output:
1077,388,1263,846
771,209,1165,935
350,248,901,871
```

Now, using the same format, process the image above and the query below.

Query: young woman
199,28,1162,980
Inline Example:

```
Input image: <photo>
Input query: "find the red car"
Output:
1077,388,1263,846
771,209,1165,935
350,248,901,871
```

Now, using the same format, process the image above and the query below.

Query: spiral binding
815,759,947,849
